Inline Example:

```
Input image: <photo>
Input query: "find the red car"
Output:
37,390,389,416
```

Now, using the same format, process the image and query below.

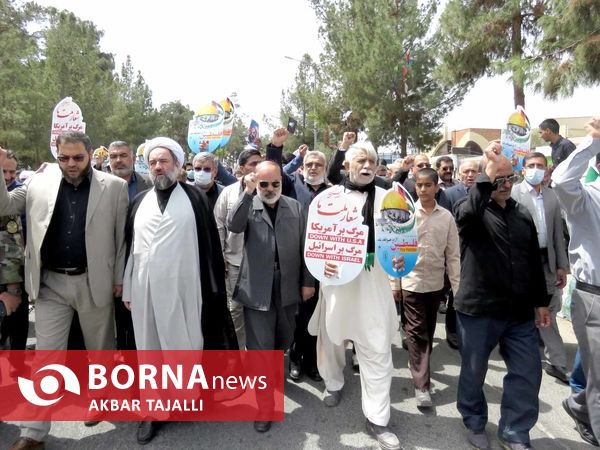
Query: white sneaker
415,388,432,408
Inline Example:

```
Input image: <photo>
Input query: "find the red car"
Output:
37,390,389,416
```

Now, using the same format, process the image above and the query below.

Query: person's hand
400,155,414,171
200,140,209,151
340,132,356,150
254,138,262,149
113,285,123,297
556,268,567,289
302,286,315,301
392,289,401,302
324,261,339,278
584,117,600,139
297,144,309,158
392,255,405,272
536,307,552,328
243,172,257,194
0,292,21,316
0,146,8,168
482,140,503,181
271,128,289,147
123,301,132,311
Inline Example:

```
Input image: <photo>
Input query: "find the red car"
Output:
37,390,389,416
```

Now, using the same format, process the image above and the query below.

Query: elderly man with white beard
227,160,315,433
123,137,237,445
308,142,404,450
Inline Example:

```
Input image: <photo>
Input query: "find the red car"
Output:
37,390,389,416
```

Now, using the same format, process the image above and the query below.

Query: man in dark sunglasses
453,142,550,450
227,160,314,433
0,131,130,449
435,155,458,190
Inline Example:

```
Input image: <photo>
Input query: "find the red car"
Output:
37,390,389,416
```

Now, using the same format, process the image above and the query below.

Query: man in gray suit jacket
0,132,128,449
227,160,314,433
511,151,570,383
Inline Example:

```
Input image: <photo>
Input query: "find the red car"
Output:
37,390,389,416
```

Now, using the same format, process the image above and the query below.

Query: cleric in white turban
123,136,237,442
143,136,185,168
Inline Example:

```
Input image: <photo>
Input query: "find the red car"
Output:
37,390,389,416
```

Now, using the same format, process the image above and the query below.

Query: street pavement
0,311,590,449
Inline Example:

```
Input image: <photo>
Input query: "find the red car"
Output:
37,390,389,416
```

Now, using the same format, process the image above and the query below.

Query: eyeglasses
194,167,212,172
258,181,281,189
494,174,519,187
57,154,87,163
440,167,453,172
416,163,431,169
305,162,324,169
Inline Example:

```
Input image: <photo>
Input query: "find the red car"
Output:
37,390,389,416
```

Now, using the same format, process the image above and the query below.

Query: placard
304,186,368,285
375,182,418,277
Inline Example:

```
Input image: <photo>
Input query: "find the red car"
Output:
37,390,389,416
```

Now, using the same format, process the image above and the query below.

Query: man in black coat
453,142,550,450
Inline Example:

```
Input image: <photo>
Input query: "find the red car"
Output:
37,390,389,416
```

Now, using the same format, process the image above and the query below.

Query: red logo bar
0,350,284,421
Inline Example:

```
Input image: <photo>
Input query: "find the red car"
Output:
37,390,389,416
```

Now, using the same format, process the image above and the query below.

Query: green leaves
436,0,600,107
297,0,467,155
0,0,184,167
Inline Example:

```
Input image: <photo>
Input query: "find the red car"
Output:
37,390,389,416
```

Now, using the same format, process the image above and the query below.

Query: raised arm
551,117,600,216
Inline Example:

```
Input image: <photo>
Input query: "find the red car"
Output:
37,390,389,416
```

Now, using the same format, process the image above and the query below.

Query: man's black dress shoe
562,399,599,446
544,364,569,384
254,421,271,432
306,366,323,382
137,420,161,445
289,360,302,381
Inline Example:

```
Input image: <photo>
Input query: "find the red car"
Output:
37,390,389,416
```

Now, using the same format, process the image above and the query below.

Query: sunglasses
416,163,431,169
305,162,324,169
258,181,281,189
57,154,87,163
194,167,212,172
493,174,518,188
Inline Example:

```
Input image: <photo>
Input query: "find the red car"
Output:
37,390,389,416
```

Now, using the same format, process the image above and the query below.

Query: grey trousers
567,288,600,442
20,270,115,441
539,263,567,369
225,263,245,350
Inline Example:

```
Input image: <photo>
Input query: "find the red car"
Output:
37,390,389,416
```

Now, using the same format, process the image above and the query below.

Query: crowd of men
0,115,599,450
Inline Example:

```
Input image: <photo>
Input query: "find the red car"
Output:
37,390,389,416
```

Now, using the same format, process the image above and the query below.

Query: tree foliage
304,0,468,155
435,0,600,108
0,0,182,168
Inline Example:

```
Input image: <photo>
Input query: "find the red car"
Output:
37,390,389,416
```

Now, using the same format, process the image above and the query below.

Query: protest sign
501,106,531,171
375,183,418,277
188,101,225,153
304,186,368,285
50,97,86,158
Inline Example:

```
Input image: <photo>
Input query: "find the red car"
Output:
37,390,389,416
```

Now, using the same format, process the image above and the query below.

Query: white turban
144,137,185,168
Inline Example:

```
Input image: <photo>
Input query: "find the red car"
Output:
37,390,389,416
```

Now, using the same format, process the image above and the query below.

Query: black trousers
289,282,319,371
0,287,29,350
445,289,457,335
114,296,136,350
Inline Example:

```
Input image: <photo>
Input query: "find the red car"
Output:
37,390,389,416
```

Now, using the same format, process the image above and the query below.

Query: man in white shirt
511,152,569,384
552,117,600,447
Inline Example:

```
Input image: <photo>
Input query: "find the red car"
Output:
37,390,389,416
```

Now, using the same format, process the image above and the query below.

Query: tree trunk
400,131,408,157
511,10,525,109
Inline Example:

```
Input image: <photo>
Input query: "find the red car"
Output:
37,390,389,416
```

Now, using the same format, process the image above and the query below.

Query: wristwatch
5,287,22,296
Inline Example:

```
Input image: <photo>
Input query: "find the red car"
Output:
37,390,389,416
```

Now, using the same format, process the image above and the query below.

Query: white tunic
309,188,398,354
123,184,204,350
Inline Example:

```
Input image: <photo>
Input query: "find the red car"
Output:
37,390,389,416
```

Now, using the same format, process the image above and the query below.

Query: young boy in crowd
401,168,460,407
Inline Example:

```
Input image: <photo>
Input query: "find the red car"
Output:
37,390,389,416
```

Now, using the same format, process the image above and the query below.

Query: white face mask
194,169,213,187
524,167,545,186
305,174,325,186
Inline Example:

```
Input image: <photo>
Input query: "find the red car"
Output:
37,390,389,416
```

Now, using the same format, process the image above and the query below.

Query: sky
33,0,600,138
